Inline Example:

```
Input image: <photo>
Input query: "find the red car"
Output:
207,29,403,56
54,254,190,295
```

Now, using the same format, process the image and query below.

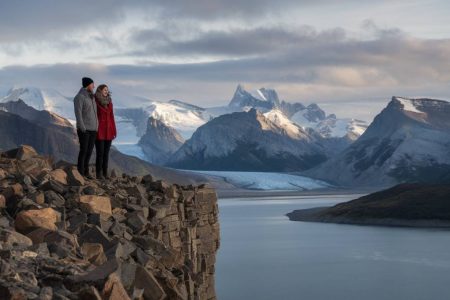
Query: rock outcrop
138,117,185,165
0,145,220,299
286,183,450,228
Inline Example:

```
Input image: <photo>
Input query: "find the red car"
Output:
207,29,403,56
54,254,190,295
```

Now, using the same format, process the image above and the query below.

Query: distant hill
287,183,450,227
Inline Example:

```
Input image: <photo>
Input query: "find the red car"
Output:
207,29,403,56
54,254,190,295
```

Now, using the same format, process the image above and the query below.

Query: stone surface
81,242,107,266
79,195,112,216
134,265,167,300
0,229,33,248
65,166,85,186
15,208,60,233
0,145,220,300
49,169,68,185
103,273,131,300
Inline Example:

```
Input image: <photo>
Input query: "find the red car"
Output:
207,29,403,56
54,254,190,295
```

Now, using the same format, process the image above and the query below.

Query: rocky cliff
0,145,220,299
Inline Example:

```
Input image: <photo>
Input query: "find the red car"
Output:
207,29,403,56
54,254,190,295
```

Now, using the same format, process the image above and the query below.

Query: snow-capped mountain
116,99,214,139
290,103,367,140
302,96,450,188
1,84,368,168
228,84,280,111
146,101,212,139
167,108,327,171
1,86,76,124
138,117,184,164
225,84,368,140
262,109,310,140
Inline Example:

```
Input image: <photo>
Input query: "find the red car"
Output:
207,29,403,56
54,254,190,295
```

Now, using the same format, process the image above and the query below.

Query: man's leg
95,139,104,177
77,129,88,175
103,140,112,177
84,131,97,176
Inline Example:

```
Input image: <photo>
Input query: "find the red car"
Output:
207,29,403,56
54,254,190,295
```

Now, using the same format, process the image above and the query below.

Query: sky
1,0,450,121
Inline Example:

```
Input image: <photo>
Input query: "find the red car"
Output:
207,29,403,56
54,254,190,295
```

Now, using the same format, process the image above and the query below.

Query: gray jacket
74,87,98,132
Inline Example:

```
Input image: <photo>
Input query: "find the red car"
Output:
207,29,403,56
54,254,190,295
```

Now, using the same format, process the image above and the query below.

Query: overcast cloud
1,0,450,121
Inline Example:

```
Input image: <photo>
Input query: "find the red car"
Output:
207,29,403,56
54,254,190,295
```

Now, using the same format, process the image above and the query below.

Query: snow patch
395,97,423,113
263,109,305,138
189,170,332,190
147,102,210,139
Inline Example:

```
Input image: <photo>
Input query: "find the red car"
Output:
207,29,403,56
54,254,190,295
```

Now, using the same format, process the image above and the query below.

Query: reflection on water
216,194,450,300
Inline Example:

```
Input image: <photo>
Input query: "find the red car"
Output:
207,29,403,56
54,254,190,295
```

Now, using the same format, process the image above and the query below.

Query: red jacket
96,100,117,140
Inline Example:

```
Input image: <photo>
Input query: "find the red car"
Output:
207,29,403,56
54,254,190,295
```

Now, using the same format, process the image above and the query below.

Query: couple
74,77,117,180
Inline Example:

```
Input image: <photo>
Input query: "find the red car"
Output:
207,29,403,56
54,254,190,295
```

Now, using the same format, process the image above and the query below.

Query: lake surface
216,194,450,300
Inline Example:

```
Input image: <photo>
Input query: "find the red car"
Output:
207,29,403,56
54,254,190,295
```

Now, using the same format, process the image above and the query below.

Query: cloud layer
1,1,450,121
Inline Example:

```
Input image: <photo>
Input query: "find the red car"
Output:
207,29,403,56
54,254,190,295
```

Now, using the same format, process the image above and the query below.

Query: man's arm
74,95,86,132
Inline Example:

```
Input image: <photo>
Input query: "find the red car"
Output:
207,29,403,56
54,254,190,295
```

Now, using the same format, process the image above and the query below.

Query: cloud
131,25,347,58
1,1,450,122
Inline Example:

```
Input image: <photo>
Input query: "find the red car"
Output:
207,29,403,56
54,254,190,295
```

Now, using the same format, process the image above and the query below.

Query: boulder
0,194,5,208
39,179,65,194
65,167,85,186
81,243,107,266
79,195,112,216
0,168,6,180
79,225,114,251
5,145,38,160
0,229,33,248
44,190,65,207
49,169,68,185
103,273,131,300
3,183,24,201
134,265,166,300
15,208,60,233
30,192,45,205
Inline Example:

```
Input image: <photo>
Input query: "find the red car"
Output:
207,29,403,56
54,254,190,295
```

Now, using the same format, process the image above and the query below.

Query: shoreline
286,207,450,229
216,186,378,199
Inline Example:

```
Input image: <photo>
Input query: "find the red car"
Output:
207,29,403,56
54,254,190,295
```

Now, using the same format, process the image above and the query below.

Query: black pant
95,139,112,177
77,129,97,176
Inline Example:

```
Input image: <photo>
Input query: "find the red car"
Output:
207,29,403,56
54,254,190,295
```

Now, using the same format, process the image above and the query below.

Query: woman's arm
111,102,117,139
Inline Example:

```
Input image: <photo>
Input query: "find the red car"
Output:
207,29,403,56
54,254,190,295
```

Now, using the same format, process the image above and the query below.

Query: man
74,77,98,179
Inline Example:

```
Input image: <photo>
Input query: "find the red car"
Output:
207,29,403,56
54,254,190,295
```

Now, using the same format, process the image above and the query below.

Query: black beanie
82,77,94,88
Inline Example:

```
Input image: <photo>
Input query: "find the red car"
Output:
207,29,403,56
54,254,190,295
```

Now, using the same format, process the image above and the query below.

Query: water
216,194,450,300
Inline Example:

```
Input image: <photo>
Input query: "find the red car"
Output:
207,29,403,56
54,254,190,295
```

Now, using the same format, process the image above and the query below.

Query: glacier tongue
189,170,332,190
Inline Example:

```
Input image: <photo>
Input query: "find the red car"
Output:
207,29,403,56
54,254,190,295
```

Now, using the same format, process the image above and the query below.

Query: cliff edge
0,145,220,299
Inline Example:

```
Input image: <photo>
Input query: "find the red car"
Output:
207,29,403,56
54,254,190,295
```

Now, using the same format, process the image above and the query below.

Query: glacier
187,170,332,190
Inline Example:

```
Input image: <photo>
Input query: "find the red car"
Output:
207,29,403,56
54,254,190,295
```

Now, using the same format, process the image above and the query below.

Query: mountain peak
391,96,424,114
228,84,279,110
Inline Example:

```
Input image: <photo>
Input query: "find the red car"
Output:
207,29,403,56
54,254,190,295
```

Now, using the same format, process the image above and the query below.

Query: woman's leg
95,139,104,177
102,140,112,177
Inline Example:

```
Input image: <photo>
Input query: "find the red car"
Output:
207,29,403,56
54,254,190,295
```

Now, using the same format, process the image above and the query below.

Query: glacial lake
216,194,450,300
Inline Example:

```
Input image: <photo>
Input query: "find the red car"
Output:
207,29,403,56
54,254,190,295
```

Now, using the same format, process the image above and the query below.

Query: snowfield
188,170,332,190
395,97,424,113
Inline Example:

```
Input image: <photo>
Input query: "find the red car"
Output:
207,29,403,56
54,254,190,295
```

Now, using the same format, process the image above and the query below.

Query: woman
94,84,117,179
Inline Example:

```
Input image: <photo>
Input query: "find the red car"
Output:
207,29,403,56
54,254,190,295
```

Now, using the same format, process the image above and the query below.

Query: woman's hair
95,84,108,95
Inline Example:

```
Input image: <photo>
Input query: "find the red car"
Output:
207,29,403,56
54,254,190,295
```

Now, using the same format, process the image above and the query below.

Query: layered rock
0,145,220,299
